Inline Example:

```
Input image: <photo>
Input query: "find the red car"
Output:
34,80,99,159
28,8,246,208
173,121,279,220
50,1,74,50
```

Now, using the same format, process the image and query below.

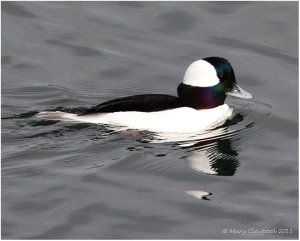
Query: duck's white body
38,104,233,133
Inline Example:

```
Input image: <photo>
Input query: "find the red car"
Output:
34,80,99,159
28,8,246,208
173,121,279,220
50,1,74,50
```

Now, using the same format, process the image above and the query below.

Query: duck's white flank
37,104,233,133
183,60,220,87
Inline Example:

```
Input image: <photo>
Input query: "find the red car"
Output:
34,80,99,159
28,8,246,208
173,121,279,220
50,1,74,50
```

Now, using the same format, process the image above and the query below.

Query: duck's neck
177,83,226,109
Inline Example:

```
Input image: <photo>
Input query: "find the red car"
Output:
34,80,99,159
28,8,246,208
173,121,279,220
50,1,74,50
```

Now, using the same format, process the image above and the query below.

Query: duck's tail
36,111,79,122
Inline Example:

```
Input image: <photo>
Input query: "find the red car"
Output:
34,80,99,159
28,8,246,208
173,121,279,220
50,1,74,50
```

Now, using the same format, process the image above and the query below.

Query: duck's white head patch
183,60,220,87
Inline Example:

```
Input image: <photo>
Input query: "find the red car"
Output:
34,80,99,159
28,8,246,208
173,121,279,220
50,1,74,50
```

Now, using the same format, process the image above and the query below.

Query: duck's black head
177,57,253,109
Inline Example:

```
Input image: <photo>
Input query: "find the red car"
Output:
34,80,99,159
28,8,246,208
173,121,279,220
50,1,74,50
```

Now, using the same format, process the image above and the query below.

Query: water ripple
209,36,297,65
2,2,37,18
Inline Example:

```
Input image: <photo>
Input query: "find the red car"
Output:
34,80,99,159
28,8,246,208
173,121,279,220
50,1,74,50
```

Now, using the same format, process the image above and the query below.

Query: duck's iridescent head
177,57,253,109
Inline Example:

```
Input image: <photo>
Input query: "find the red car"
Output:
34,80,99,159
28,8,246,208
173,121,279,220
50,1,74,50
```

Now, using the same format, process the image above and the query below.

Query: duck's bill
227,84,253,99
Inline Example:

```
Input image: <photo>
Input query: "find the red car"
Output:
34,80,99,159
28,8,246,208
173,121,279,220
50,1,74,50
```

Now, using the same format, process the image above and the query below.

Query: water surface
2,2,298,239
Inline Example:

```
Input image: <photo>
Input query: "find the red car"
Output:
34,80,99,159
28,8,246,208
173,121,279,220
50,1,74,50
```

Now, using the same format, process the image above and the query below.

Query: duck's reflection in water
184,138,240,176
151,113,244,176
91,112,245,176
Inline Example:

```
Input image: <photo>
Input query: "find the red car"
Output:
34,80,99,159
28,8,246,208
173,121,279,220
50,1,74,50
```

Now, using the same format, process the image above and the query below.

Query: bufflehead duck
38,57,253,133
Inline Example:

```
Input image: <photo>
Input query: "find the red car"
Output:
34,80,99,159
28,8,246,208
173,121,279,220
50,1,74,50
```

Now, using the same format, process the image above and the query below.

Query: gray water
2,1,298,239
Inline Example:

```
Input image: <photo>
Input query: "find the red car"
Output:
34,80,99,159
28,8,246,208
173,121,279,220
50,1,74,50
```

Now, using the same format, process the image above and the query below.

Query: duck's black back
79,94,183,115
